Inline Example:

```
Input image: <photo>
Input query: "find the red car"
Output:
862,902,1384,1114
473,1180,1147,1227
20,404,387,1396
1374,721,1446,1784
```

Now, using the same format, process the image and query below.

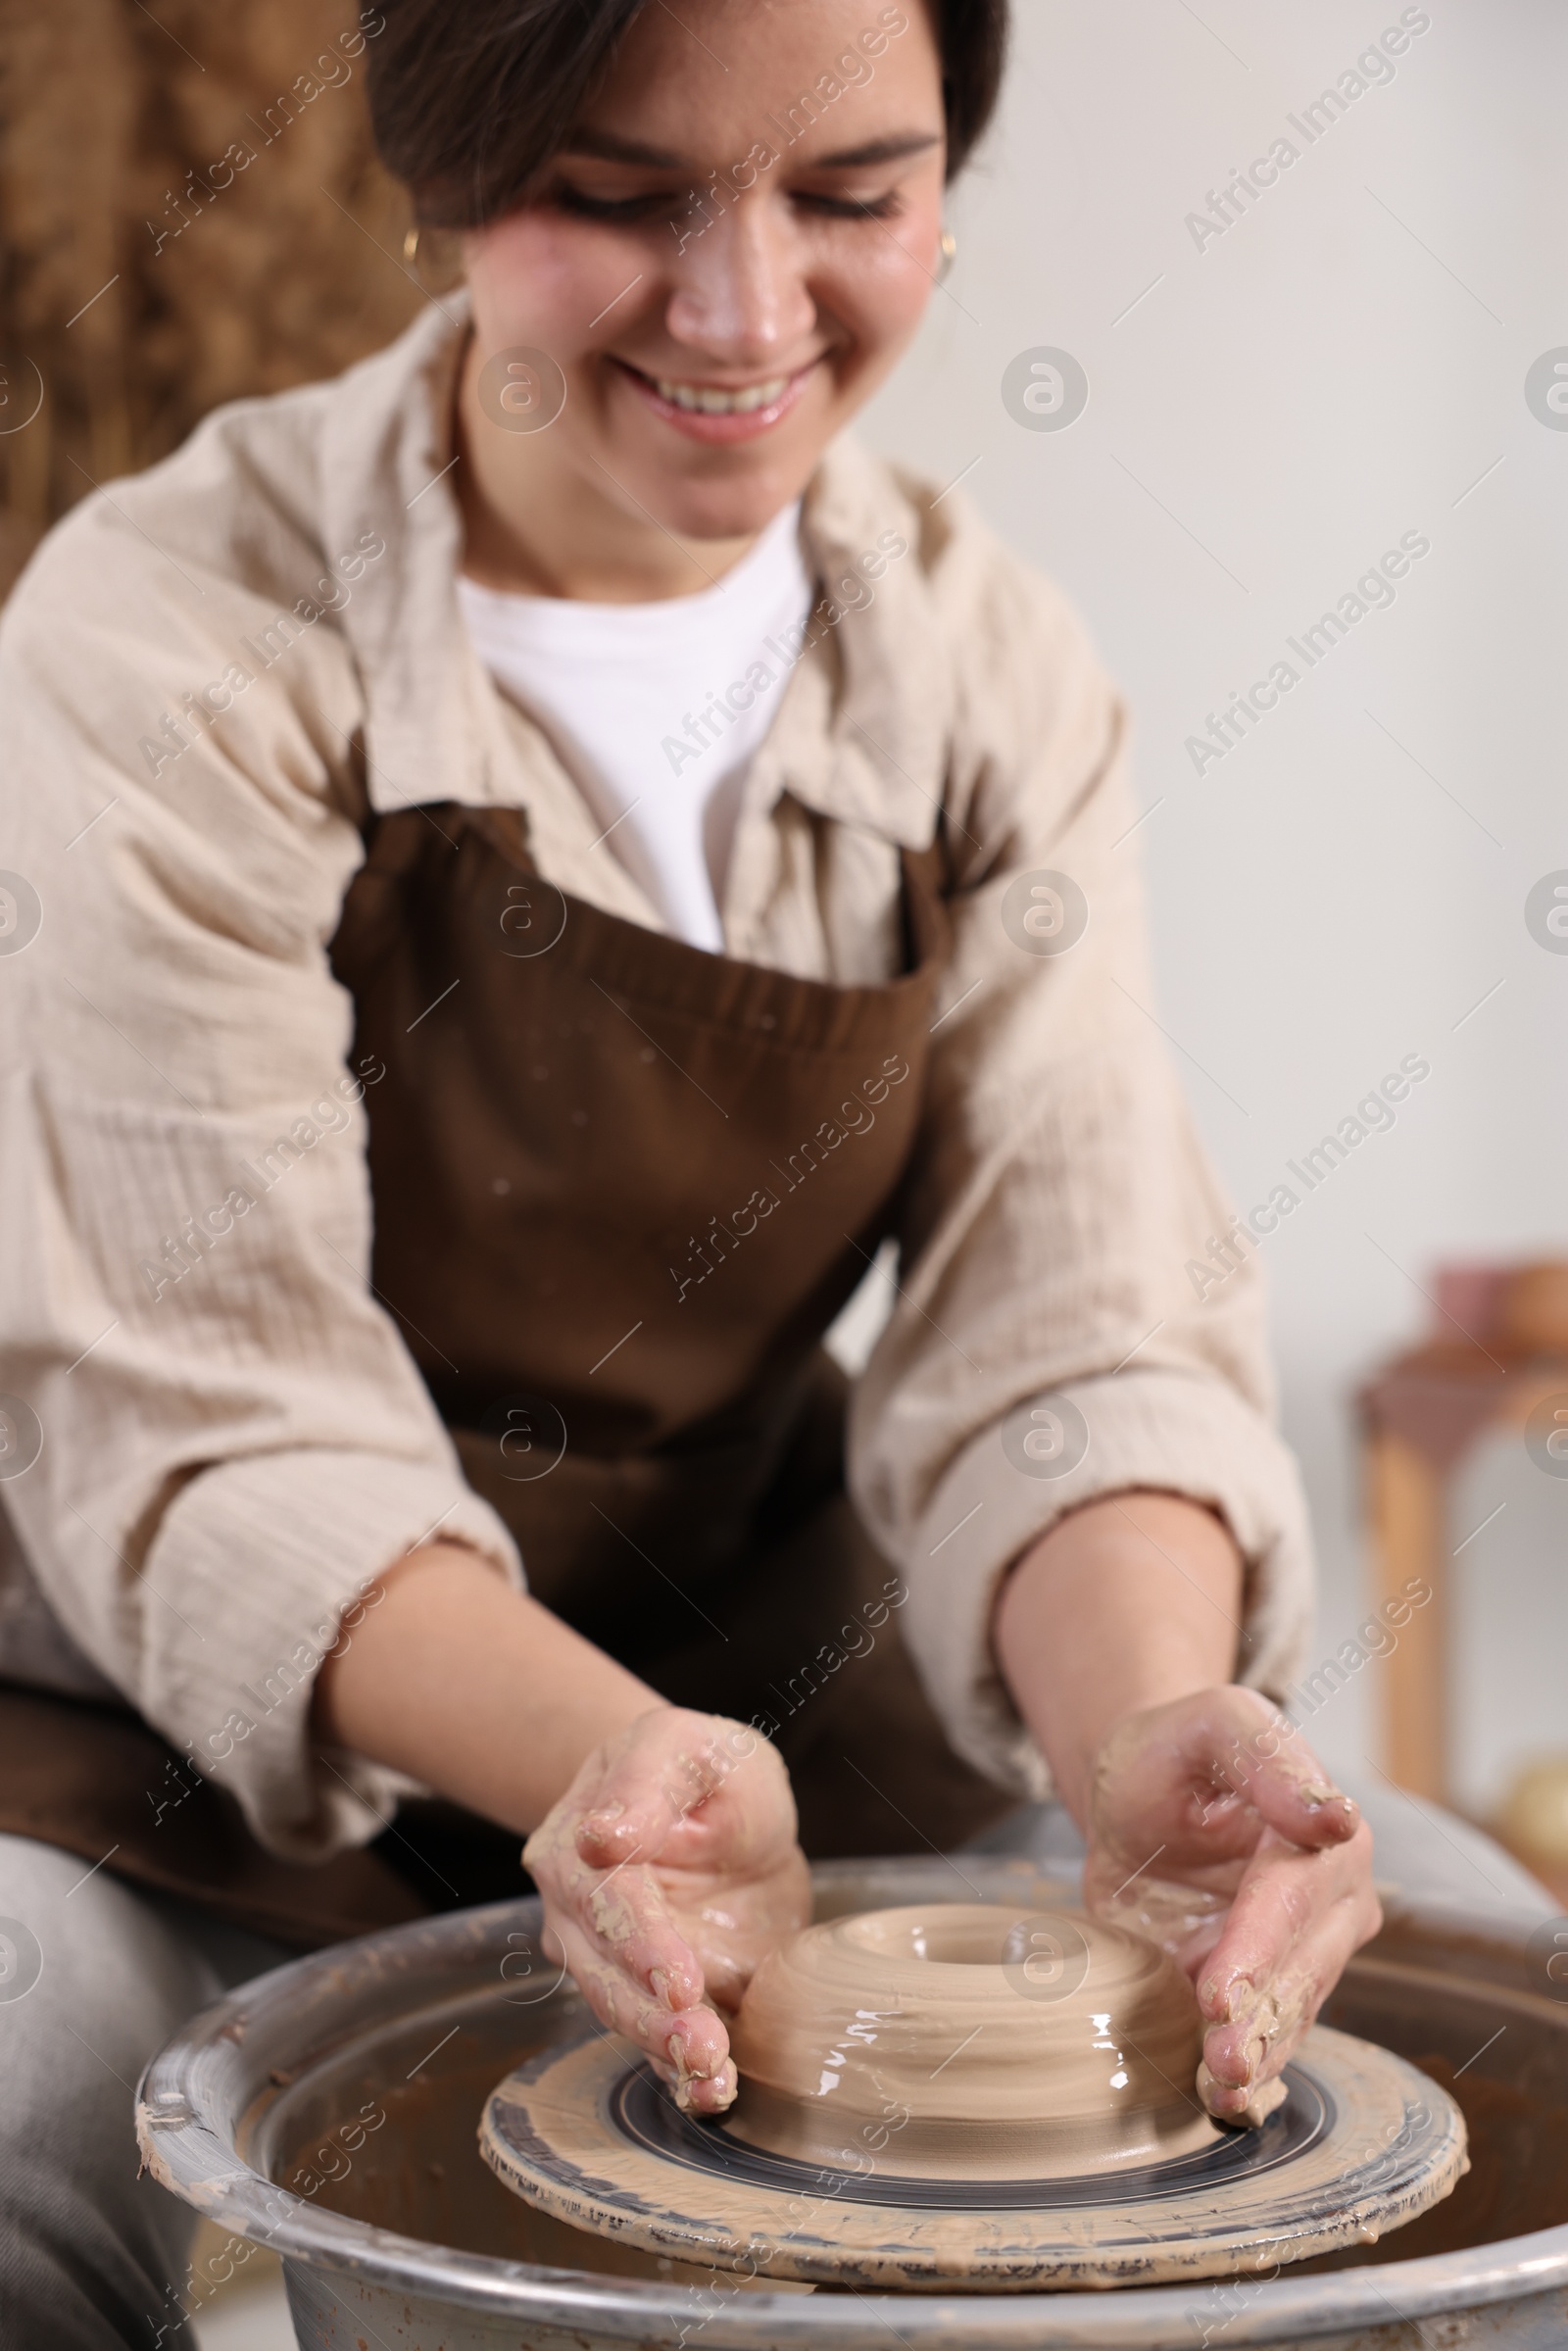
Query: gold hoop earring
403,224,452,296
937,227,958,283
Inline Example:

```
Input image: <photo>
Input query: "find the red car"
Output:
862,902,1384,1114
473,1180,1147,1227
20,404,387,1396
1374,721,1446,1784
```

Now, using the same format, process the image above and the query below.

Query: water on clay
723,1904,1219,2179
252,1923,1568,2293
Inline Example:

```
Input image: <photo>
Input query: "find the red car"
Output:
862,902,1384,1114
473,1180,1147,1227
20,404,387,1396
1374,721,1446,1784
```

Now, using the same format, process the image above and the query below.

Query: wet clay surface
726,1904,1217,2179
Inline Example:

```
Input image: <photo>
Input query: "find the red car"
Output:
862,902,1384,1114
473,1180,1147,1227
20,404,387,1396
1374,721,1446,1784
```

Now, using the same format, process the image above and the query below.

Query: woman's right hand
522,1707,809,2113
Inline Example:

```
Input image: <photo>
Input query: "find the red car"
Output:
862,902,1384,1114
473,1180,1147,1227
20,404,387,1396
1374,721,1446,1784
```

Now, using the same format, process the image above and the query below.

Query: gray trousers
0,1834,288,2351
0,1789,1555,2351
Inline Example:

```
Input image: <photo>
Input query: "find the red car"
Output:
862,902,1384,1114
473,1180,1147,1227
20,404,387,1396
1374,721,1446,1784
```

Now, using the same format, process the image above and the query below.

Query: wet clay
725,1903,1220,2180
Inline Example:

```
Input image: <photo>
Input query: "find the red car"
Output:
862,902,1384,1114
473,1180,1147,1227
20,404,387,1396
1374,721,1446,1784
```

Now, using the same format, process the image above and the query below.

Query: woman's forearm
992,1492,1244,1824
312,1543,663,1834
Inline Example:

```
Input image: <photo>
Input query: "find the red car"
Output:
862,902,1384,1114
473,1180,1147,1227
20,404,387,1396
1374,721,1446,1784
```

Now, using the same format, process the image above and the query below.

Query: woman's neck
454,333,760,604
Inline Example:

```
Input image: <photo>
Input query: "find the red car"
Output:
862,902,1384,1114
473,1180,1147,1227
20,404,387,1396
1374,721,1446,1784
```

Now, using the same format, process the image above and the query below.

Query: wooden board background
0,0,427,597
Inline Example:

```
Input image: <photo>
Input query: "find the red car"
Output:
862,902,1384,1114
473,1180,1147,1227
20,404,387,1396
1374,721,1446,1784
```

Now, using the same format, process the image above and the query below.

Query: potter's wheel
479,1901,1467,2290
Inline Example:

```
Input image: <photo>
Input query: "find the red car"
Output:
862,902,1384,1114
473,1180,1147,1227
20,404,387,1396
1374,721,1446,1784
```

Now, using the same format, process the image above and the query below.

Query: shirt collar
788,438,953,850
318,296,951,850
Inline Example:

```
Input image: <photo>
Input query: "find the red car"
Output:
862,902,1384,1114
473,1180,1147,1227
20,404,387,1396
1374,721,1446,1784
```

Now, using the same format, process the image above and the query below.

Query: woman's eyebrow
808,133,944,170
561,129,687,169
559,128,944,172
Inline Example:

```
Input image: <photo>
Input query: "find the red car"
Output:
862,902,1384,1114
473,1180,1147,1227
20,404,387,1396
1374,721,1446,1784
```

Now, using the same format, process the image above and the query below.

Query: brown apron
0,804,1007,1945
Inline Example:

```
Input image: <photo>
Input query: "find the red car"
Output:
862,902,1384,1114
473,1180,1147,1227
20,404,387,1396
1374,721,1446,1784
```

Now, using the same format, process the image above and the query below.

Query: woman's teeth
652,374,790,415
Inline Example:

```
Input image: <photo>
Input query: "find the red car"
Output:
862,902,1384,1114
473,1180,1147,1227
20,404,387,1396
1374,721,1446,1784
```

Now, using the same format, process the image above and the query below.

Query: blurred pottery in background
1495,1756,1568,1904
1432,1259,1568,1355
1497,1261,1568,1357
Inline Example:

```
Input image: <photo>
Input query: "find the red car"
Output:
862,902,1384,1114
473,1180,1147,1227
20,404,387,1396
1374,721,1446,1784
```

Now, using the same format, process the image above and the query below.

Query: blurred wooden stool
1358,1261,1568,1804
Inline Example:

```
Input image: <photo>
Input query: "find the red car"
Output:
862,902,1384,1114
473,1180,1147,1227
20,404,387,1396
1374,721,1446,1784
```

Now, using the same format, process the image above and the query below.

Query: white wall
858,0,1568,1806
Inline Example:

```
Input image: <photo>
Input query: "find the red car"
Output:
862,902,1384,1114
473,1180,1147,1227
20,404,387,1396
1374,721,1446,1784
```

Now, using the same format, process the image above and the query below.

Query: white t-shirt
457,502,814,953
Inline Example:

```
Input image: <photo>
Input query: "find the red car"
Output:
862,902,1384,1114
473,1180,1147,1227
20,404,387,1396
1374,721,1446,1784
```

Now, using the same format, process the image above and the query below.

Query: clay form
726,1903,1219,2179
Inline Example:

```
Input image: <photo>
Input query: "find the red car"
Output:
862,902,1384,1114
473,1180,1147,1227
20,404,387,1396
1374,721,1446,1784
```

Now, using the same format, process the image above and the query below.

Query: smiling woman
368,0,994,591
0,1,1384,2339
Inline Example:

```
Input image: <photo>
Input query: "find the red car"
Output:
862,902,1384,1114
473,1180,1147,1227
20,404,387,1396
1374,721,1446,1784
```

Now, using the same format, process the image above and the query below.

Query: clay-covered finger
547,1909,735,2100
525,1763,712,2013
568,1853,709,2012
546,1909,675,2043
1198,1822,1377,2021
1196,1852,1366,2040
545,1886,733,2070
1196,1829,1317,2017
1197,1839,1380,2111
1181,1684,1359,1849
657,2025,739,2114
1199,1921,1354,2119
1238,1735,1362,1851
1197,2055,1289,2127
1199,1965,1320,2113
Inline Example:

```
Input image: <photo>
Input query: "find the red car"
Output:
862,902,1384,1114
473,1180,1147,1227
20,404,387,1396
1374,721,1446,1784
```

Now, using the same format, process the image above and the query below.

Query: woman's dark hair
368,0,1009,229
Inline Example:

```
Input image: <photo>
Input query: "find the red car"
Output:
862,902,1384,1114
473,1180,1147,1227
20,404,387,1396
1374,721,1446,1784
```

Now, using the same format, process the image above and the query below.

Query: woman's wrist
991,1491,1245,1824
312,1542,664,1835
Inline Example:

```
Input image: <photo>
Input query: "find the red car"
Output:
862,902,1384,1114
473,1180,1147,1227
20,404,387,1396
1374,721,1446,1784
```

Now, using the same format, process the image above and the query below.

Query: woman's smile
612,357,821,443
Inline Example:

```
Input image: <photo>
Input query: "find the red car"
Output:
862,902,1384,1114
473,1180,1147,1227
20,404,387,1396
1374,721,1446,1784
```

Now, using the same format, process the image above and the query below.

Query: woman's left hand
1081,1686,1382,2122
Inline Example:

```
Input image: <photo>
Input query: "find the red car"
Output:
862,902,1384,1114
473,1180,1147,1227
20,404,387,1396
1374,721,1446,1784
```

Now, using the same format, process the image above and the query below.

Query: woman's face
461,0,948,546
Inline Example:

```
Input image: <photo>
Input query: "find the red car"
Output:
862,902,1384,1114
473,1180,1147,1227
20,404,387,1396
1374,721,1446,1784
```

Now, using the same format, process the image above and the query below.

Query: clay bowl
724,1901,1219,2180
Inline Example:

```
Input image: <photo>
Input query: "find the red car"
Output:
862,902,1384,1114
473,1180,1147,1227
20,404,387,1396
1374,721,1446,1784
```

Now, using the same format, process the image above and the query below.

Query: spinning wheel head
479,1902,1467,2291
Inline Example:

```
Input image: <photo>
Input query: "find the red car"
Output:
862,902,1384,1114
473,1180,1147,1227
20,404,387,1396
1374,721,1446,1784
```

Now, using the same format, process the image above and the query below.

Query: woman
0,0,1380,2339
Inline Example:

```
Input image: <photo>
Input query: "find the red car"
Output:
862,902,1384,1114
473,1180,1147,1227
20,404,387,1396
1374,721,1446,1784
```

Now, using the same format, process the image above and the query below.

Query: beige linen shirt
0,298,1313,1861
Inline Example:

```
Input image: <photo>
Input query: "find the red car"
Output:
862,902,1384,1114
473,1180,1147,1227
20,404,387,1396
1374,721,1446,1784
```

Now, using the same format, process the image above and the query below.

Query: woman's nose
664,195,815,365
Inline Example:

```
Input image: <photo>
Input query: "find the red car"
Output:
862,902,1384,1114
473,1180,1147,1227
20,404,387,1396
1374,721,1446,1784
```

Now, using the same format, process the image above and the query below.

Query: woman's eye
795,190,903,221
552,185,679,222
549,181,905,226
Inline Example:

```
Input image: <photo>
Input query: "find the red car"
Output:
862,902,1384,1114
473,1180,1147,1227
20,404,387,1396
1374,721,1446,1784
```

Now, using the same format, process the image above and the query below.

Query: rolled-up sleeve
0,462,520,1861
847,511,1313,1799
